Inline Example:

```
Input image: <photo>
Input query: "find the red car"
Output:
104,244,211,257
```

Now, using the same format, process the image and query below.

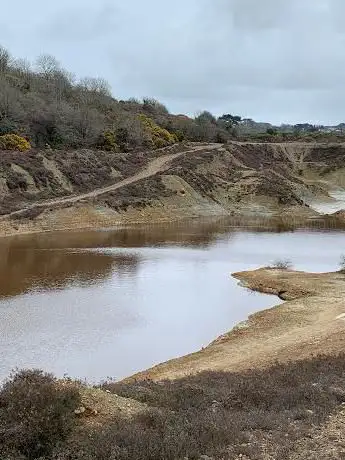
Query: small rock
74,406,86,415
75,406,98,417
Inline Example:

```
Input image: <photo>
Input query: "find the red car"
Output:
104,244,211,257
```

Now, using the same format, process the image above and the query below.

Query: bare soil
2,141,345,237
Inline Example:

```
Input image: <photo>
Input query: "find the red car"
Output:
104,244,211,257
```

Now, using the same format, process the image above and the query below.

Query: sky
1,0,345,125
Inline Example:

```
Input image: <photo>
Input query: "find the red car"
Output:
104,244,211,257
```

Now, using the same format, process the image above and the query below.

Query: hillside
1,140,345,235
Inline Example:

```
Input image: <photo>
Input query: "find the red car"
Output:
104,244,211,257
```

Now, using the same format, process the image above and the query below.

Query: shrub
0,369,80,459
139,114,177,149
2,354,345,459
98,130,119,152
0,119,18,136
0,134,31,152
5,170,28,191
174,130,185,142
271,259,293,270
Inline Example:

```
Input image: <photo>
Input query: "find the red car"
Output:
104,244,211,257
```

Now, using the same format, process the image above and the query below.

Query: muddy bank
126,267,345,382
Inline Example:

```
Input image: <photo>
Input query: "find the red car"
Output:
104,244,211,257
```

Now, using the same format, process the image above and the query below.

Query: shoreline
1,139,345,240
0,201,335,240
123,267,345,382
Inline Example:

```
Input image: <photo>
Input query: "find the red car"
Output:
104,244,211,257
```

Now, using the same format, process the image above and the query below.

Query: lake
0,217,344,382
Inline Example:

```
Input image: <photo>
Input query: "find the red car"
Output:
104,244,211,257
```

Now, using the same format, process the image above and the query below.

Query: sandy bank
125,267,345,382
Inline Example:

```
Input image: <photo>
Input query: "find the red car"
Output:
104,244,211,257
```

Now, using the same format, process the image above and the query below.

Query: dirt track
0,143,220,220
2,140,345,237
126,267,345,382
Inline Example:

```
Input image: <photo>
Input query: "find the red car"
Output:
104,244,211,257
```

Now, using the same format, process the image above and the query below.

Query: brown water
1,218,344,382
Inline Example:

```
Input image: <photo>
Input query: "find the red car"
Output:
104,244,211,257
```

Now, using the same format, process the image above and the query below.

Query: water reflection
0,245,139,298
4,215,345,250
0,216,344,299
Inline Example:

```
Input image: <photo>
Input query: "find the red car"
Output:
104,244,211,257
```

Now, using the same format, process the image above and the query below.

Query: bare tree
0,46,11,73
36,54,61,79
78,77,111,96
70,104,105,146
52,70,75,102
12,58,31,74
11,58,33,91
0,78,23,120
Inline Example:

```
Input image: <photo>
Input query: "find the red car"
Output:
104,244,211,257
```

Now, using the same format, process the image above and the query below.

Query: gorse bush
139,114,177,148
0,134,31,151
98,130,119,152
0,369,80,459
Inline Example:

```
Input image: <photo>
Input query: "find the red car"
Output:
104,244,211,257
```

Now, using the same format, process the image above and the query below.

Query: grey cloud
2,0,345,124
41,2,119,41
230,0,292,30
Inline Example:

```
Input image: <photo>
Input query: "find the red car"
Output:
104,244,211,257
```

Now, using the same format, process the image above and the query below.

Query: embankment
1,141,345,236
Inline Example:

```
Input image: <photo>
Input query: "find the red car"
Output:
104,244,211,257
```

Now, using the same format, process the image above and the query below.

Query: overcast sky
1,0,345,124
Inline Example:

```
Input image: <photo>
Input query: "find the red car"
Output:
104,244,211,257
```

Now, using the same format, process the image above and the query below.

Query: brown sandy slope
127,268,345,382
2,141,345,236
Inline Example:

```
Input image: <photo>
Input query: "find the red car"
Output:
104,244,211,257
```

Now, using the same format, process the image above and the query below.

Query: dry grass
63,354,345,459
2,355,344,459
98,175,176,211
